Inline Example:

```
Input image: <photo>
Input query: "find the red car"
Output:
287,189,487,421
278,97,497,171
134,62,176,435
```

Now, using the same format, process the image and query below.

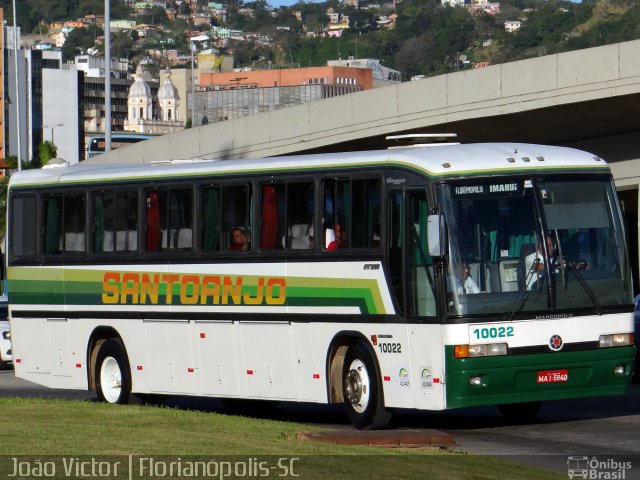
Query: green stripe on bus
8,267,387,314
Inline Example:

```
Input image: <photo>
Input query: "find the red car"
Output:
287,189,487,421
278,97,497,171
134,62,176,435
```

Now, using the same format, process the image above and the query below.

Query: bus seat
103,231,113,252
325,228,335,249
487,262,502,293
127,231,138,251
115,231,127,251
176,228,193,249
64,232,85,252
290,224,310,249
499,259,520,292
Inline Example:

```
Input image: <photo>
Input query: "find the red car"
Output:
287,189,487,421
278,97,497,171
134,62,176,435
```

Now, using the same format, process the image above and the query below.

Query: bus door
386,188,445,410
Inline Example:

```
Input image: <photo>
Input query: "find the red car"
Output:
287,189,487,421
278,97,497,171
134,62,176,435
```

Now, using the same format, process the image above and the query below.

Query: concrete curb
297,429,455,448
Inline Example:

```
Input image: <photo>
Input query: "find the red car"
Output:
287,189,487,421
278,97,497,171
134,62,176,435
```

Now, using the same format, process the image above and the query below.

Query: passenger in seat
229,227,249,251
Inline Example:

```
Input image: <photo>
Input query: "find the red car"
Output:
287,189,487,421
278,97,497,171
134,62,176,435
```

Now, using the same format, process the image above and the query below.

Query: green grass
0,398,563,479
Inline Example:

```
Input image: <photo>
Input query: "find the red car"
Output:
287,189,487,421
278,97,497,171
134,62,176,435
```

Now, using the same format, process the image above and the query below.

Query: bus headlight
599,333,633,348
455,343,507,358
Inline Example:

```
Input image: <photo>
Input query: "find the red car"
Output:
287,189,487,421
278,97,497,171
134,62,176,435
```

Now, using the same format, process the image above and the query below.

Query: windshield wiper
564,261,602,315
504,264,541,322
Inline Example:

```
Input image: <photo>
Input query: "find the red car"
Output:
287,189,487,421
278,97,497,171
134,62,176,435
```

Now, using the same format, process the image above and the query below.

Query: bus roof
9,143,609,188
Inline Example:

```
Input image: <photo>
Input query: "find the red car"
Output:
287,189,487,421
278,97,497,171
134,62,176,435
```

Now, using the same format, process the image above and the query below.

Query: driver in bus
456,262,480,295
525,235,558,290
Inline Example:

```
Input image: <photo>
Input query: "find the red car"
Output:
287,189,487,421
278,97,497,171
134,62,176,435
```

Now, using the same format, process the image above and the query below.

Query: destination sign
451,181,524,198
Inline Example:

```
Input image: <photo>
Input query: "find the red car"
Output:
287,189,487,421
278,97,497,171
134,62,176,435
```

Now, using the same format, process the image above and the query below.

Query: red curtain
261,186,277,249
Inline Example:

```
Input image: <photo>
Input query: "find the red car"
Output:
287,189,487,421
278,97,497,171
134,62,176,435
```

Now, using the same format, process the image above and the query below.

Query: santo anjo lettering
101,272,286,306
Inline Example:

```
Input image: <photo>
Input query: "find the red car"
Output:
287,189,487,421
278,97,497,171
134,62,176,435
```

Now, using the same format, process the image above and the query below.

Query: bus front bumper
444,345,635,409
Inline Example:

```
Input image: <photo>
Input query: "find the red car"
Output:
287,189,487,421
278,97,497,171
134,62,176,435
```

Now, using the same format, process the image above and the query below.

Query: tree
37,141,58,166
110,31,136,60
61,25,102,62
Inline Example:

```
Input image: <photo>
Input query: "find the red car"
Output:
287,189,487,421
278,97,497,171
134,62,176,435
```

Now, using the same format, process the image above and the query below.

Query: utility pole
12,0,21,170
104,0,111,152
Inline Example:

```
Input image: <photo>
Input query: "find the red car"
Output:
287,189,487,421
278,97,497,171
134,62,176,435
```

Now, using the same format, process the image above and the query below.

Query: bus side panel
194,320,241,397
291,322,322,402
12,316,89,390
365,324,446,410
239,322,297,400
144,319,196,395
12,316,51,377
406,324,446,411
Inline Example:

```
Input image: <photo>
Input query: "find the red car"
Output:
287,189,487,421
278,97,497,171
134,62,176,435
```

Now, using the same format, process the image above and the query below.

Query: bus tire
498,401,542,422
342,341,392,430
95,339,134,405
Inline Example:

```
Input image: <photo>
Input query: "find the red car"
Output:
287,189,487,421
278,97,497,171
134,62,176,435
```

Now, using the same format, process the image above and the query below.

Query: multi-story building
0,9,4,165
193,66,372,127
4,24,82,164
327,58,401,87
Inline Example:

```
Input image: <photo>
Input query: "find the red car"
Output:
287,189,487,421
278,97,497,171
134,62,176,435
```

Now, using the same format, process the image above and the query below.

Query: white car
0,320,12,369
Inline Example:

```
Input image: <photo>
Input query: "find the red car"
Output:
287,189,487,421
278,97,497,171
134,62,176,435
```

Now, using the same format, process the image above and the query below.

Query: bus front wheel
342,341,392,430
95,339,133,405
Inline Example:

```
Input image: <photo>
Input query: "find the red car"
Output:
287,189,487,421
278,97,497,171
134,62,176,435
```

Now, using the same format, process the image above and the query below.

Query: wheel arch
325,330,382,404
86,326,129,391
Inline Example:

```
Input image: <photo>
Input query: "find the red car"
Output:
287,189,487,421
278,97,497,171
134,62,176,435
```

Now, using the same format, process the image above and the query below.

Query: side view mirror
427,214,446,257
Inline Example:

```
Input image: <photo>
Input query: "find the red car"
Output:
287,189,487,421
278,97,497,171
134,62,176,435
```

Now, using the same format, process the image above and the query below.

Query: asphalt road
1,368,639,478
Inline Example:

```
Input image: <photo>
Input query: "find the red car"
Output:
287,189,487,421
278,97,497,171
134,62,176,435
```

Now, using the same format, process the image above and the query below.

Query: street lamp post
191,42,196,127
43,123,63,145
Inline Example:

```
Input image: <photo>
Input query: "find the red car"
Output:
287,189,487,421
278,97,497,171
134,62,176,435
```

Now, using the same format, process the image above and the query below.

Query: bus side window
201,184,251,253
116,190,138,252
43,195,63,255
10,194,37,258
93,190,139,254
201,186,221,252
63,193,86,253
224,185,251,251
92,191,114,253
145,189,165,252
323,178,381,251
286,182,314,250
169,188,193,250
260,184,285,250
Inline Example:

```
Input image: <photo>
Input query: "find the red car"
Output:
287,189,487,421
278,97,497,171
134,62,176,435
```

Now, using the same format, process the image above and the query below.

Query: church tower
158,68,180,122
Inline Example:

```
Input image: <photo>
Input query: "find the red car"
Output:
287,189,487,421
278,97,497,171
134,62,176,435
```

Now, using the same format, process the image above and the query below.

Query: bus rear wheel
342,341,392,430
95,339,133,405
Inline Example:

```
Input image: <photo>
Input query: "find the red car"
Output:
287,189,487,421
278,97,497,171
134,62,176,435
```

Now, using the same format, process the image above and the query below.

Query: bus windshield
438,176,632,319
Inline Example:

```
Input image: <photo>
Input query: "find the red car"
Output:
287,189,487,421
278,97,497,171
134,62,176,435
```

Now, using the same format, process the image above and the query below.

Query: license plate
537,369,568,384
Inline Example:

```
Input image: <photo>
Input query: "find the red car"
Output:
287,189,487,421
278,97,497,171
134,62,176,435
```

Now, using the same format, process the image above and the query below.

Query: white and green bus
6,142,635,429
